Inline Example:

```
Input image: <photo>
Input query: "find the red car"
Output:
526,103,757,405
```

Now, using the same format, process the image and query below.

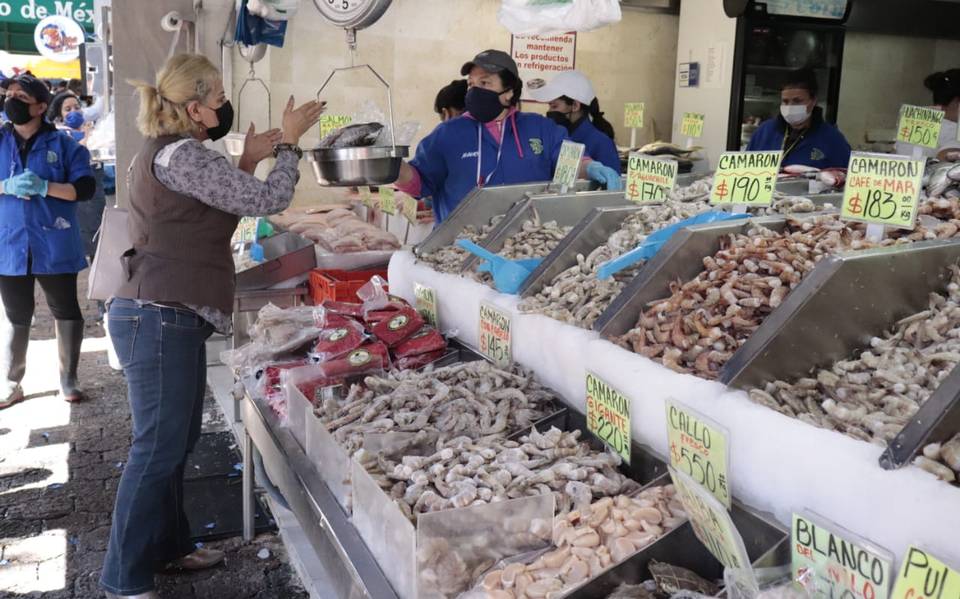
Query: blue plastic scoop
457,239,542,294
249,217,265,263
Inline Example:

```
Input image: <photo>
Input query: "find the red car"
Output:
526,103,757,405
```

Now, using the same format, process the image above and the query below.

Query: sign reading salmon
320,114,352,139
710,151,782,206
478,302,511,368
413,283,438,328
585,372,631,463
625,153,678,203
841,153,923,229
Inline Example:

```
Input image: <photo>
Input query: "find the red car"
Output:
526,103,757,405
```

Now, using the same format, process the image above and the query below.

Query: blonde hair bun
129,54,221,138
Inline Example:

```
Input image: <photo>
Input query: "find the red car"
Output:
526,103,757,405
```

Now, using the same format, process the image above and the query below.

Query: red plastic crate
308,268,389,304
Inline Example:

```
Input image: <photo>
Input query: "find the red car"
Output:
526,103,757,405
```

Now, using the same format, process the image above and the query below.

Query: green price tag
413,283,438,328
552,140,585,191
319,114,352,139
896,105,944,149
399,192,418,223
681,112,705,138
358,185,375,209
891,546,960,599
379,186,397,215
232,217,258,245
665,399,730,507
478,302,511,368
841,153,924,230
669,467,754,577
624,102,645,129
585,372,631,464
625,153,678,204
792,512,894,599
710,151,782,206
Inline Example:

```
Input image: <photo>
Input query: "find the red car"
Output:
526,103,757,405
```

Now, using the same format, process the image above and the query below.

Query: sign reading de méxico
0,1,94,30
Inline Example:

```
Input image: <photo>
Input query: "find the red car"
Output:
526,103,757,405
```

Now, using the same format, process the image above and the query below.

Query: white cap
526,70,596,106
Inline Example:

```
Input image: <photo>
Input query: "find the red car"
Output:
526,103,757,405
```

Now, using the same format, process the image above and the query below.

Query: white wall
227,0,680,203
671,0,738,171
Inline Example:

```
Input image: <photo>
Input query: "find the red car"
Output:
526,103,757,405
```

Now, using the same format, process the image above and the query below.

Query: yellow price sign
585,372,631,464
669,467,754,575
625,153,678,204
319,114,352,139
413,283,438,328
841,153,924,230
896,105,944,149
552,140,585,191
891,546,960,599
792,512,894,599
624,102,645,129
232,216,258,245
358,185,376,209
665,400,730,507
710,151,782,206
478,302,511,368
378,186,397,215
399,192,418,223
681,112,705,138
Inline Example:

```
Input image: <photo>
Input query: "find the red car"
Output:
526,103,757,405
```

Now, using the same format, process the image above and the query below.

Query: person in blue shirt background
0,74,95,409
746,68,851,169
394,50,621,224
48,91,92,144
528,70,621,174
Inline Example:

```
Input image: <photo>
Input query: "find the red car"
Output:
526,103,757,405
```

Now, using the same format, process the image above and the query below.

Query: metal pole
242,427,255,541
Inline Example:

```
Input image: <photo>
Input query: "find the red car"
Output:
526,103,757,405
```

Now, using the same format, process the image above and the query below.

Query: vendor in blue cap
528,69,621,173
394,50,622,224
0,73,95,409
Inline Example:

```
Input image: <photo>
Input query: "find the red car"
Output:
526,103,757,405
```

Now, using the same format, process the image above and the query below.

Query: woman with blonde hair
99,54,323,599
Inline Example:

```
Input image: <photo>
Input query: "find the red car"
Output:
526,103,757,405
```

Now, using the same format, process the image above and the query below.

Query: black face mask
465,87,508,123
4,97,36,125
546,110,573,131
204,100,233,141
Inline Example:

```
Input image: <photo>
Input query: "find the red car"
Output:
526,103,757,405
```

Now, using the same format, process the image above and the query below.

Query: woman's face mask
465,87,510,123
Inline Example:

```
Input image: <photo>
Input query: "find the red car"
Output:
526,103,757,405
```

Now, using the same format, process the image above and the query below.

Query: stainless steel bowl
307,145,409,187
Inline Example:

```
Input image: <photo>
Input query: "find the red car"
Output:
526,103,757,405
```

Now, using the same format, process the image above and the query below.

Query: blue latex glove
586,161,623,191
596,211,752,280
2,170,48,198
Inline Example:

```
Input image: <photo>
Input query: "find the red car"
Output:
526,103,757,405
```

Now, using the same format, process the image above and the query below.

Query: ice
389,251,960,569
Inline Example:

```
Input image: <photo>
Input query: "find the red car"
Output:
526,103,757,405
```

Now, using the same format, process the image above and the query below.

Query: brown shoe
0,384,24,410
164,547,225,572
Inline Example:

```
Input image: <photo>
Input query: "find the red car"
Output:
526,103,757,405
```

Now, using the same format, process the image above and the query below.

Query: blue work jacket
410,111,569,224
746,107,851,169
570,118,621,174
0,123,94,275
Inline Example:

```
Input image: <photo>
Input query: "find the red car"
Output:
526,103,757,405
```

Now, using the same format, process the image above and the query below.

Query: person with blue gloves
0,74,95,410
394,50,622,224
746,68,850,169
528,69,621,174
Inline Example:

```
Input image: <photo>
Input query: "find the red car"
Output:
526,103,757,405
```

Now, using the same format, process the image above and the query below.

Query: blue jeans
100,298,213,595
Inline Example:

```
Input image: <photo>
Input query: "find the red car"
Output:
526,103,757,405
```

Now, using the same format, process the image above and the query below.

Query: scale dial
312,0,392,30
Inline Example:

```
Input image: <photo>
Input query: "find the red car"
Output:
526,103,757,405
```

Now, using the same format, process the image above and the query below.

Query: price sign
711,151,782,207
891,546,960,599
585,372,631,463
379,186,397,215
400,192,418,223
552,140,586,191
792,512,894,599
319,114,352,139
478,302,512,368
413,283,438,328
896,105,944,149
841,153,924,230
681,112,705,138
232,217,258,245
624,103,645,129
358,185,376,209
669,466,755,580
665,400,730,507
625,153,678,204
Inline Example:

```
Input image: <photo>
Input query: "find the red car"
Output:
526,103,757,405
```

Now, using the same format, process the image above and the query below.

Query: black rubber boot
0,323,29,409
55,319,85,402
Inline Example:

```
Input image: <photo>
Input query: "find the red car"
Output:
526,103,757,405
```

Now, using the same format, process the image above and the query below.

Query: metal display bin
232,287,310,347
881,363,960,470
236,231,317,291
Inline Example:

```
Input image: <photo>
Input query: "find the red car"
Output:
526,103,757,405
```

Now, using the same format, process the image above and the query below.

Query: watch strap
273,143,303,159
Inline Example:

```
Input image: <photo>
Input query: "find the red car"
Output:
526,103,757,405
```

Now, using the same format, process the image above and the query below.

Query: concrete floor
0,272,308,598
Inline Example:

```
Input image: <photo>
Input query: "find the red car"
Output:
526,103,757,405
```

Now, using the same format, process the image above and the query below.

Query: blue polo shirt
570,118,621,173
410,112,569,223
747,108,851,169
0,123,94,275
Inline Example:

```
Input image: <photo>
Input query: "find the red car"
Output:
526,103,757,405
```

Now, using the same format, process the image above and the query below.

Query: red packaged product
313,318,366,361
261,360,308,396
364,301,408,325
393,326,446,358
360,340,391,370
315,346,387,381
371,307,424,347
321,300,365,318
396,349,447,370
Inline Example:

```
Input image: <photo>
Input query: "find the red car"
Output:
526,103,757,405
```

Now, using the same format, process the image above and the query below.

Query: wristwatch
273,143,303,159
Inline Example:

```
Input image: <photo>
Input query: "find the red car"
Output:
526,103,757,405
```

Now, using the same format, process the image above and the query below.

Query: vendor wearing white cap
529,70,621,173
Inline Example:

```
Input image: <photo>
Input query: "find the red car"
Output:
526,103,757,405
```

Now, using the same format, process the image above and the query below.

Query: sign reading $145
478,302,511,368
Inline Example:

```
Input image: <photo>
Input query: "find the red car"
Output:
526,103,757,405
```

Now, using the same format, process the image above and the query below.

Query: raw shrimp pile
418,215,505,273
